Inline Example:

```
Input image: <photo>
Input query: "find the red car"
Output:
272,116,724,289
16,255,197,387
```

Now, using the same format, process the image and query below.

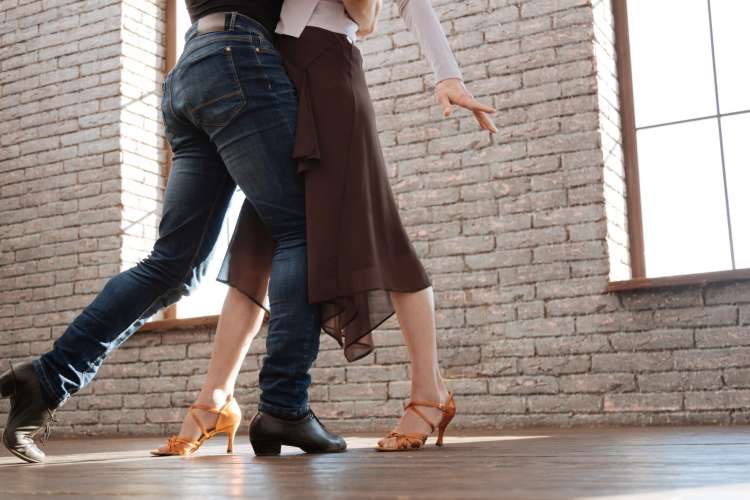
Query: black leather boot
249,409,347,456
0,361,58,463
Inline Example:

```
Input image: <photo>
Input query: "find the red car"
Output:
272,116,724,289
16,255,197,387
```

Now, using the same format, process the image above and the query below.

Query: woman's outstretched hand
435,78,497,134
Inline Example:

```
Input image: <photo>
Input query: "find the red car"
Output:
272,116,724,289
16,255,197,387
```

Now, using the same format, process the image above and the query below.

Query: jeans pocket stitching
190,47,247,127
189,89,243,114
164,71,193,128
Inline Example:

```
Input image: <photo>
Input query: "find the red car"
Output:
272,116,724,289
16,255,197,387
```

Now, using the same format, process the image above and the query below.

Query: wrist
435,74,463,87
436,77,462,85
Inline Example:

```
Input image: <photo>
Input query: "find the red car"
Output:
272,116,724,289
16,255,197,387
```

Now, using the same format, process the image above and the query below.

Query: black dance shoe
0,361,58,463
249,409,347,456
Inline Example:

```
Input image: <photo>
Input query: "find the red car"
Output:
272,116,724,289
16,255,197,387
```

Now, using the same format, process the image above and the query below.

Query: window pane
176,189,245,318
175,1,192,59
628,0,716,127
637,118,732,277
711,0,750,113
723,112,750,269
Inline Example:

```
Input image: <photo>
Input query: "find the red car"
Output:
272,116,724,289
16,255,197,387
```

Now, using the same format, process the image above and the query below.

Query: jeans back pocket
180,44,247,128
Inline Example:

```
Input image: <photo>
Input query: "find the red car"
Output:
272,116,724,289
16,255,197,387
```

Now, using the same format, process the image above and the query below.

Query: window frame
142,0,218,331
608,0,750,292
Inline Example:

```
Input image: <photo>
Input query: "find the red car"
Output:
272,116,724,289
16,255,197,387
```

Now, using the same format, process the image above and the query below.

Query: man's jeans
32,12,321,419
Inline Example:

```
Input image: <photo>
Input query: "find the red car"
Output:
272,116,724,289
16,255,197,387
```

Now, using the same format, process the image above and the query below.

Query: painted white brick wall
2,0,750,438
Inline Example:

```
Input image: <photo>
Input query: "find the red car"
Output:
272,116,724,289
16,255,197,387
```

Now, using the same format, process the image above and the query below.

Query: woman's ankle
410,379,449,403
195,387,233,408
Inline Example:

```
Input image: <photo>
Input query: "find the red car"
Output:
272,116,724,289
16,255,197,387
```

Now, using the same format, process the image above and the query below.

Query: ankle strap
189,397,235,436
406,392,454,412
404,403,436,433
189,397,235,414
403,392,454,432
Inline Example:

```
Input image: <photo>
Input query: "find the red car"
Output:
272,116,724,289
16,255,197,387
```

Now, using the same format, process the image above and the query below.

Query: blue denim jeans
33,12,321,419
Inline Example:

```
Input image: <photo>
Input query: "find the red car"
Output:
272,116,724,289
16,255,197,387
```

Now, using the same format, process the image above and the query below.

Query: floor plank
1,427,750,499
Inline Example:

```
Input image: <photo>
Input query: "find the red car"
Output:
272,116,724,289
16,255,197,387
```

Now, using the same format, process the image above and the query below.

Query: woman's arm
399,0,497,133
343,0,382,37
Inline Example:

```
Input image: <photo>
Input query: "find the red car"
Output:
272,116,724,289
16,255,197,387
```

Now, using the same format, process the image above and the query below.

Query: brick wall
2,0,750,438
119,0,166,270
1,0,126,432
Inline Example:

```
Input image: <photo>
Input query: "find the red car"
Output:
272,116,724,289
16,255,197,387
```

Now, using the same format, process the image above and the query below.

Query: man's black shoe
249,409,347,456
0,361,58,463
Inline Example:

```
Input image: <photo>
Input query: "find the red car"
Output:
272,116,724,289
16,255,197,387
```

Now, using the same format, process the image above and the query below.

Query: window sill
140,315,219,332
608,268,750,292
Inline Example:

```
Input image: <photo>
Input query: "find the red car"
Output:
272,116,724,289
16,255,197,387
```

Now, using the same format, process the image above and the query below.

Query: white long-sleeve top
276,0,463,83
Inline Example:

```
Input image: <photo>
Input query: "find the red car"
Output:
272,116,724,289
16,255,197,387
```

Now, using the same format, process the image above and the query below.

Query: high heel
248,410,346,456
375,391,456,452
226,424,238,453
249,438,282,456
151,397,241,456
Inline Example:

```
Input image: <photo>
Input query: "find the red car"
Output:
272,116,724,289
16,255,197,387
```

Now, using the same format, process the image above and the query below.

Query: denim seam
253,49,295,146
183,34,266,54
32,358,66,407
190,48,247,128
189,89,242,114
34,282,188,407
175,176,236,287
166,71,194,128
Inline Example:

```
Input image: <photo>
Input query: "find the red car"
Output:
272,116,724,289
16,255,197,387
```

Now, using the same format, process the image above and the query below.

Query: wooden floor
1,426,750,499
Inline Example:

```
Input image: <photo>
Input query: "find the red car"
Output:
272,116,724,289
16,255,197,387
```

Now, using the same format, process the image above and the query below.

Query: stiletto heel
250,439,282,456
226,422,240,453
435,393,456,446
436,426,446,446
151,397,242,457
376,391,456,452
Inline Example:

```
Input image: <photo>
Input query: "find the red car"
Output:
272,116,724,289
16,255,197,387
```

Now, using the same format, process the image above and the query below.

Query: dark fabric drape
217,27,431,361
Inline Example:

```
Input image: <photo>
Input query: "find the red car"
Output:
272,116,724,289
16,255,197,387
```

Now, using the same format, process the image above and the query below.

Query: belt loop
229,11,237,31
224,12,230,31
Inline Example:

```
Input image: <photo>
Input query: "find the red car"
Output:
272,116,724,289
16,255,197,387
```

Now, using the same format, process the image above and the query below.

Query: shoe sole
250,439,347,456
2,433,44,464
375,446,423,452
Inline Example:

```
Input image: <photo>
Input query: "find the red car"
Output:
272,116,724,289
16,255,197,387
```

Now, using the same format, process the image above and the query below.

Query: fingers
436,81,498,133
474,110,498,134
438,93,453,117
453,93,496,114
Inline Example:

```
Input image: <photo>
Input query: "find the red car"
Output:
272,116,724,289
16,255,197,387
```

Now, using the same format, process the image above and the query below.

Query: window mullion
707,0,736,270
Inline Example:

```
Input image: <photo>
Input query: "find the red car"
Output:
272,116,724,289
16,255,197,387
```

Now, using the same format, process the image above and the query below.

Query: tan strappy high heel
375,391,456,452
150,397,241,456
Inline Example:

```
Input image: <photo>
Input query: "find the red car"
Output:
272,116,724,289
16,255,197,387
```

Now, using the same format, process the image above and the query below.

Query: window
614,0,750,282
159,0,246,320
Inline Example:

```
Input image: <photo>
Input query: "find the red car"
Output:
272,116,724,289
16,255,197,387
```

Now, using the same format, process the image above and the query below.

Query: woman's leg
174,286,266,440
379,286,450,447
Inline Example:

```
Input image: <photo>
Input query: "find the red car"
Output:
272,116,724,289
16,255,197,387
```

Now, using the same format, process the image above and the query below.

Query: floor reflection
0,428,749,499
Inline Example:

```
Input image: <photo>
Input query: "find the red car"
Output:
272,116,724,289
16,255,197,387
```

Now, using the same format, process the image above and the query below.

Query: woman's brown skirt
217,27,431,362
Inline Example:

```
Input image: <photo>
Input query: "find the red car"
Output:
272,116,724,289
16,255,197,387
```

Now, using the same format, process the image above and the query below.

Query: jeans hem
31,358,66,409
258,401,309,420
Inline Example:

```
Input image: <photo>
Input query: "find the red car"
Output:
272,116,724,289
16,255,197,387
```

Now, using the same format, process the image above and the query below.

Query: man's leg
214,100,321,420
34,146,236,407
203,37,343,454
1,132,236,462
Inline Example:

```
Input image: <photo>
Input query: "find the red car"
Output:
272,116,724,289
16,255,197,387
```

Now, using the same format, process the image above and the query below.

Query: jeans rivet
256,47,260,53
225,46,231,51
